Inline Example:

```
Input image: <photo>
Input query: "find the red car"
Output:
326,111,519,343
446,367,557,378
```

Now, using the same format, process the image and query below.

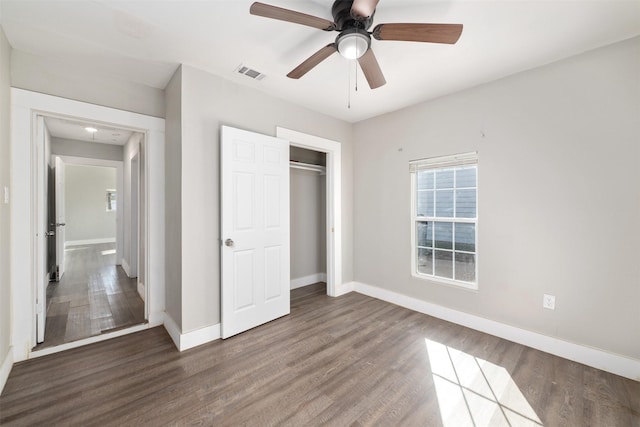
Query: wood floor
39,242,145,349
2,283,638,426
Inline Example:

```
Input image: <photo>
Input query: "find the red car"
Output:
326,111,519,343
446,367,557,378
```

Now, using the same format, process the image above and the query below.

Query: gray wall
290,168,326,282
64,165,117,243
164,66,183,329
176,64,354,333
353,36,640,360
51,137,124,162
0,24,12,384
11,50,165,118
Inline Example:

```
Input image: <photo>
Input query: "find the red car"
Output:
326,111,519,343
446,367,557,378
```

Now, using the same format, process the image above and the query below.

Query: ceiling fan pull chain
355,59,359,92
347,60,351,109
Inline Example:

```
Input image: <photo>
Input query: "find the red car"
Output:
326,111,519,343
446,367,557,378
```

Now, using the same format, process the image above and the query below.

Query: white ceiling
44,116,133,145
2,1,639,123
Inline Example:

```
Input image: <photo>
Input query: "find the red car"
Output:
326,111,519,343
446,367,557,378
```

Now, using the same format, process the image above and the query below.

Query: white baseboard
333,280,355,297
137,281,145,301
291,273,327,290
65,238,116,247
353,282,640,382
0,347,13,396
121,258,131,277
164,315,221,352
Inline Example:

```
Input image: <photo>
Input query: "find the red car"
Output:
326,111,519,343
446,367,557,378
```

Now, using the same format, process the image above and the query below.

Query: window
106,189,117,212
411,152,478,289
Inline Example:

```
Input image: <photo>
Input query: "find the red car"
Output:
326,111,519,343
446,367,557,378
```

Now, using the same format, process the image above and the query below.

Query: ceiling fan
250,0,463,89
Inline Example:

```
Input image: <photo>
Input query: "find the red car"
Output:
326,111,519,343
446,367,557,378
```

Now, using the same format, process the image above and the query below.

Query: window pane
435,169,454,189
436,190,454,217
417,190,434,217
417,170,434,190
417,248,433,275
434,250,453,279
434,222,453,249
456,167,476,188
417,221,433,248
455,189,476,218
455,253,476,282
454,223,475,252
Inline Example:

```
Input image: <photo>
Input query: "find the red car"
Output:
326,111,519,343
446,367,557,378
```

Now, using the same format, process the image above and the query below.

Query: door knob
45,231,55,237
224,238,234,247
55,222,66,227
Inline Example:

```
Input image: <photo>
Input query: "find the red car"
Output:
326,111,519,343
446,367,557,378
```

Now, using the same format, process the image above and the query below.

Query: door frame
276,127,343,297
10,88,165,361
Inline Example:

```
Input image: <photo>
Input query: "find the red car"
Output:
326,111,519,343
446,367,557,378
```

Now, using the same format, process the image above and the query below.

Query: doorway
10,88,166,361
36,117,145,349
289,146,327,291
277,127,344,297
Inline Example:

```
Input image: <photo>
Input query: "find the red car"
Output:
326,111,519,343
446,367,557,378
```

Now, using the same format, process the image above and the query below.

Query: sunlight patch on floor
426,339,543,427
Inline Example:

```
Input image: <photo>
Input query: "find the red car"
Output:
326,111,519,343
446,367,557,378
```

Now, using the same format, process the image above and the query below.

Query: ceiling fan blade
250,2,336,31
287,44,338,79
351,0,379,19
357,49,386,89
372,23,463,44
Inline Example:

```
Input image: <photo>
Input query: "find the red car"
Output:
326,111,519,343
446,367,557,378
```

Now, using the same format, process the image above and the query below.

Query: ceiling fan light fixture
336,29,370,60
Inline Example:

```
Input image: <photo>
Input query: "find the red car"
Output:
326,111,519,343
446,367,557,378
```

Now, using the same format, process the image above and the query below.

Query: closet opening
290,146,327,295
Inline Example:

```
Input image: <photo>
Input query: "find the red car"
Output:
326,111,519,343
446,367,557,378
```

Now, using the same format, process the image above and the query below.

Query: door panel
36,116,47,343
54,156,66,279
221,126,290,339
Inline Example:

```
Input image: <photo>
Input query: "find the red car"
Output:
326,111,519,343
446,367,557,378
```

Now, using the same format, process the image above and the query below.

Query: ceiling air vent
236,64,266,81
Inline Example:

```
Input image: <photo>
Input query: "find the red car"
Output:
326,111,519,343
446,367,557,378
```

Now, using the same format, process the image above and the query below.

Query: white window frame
410,152,478,290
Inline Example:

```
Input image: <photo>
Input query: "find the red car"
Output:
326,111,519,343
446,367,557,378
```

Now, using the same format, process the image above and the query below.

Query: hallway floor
38,242,145,349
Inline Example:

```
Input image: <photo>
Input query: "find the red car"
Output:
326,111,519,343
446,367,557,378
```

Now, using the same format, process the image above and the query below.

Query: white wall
11,50,165,118
290,168,326,285
0,23,13,392
51,137,124,162
164,66,183,329
64,164,117,244
353,36,640,361
176,65,354,333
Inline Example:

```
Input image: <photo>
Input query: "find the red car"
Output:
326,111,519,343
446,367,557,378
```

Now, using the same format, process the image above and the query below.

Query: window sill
412,272,478,291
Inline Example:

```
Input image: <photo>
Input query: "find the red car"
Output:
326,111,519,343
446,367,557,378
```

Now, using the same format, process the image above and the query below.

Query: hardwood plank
2,285,638,426
38,243,145,349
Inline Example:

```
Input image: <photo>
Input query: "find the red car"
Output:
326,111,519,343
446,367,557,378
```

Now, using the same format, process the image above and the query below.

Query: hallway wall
64,165,117,244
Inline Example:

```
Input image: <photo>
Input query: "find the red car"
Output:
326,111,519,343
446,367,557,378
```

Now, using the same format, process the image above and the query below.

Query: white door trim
10,88,165,361
276,127,342,297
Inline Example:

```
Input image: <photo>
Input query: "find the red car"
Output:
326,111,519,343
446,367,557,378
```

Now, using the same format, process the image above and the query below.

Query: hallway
39,242,145,349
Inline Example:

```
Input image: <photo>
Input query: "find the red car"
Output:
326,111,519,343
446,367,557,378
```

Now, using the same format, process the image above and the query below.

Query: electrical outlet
543,294,555,310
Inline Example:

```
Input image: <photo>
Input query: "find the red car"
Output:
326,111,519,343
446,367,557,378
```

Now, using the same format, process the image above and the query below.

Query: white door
221,126,290,339
130,152,139,278
35,116,47,343
55,156,66,279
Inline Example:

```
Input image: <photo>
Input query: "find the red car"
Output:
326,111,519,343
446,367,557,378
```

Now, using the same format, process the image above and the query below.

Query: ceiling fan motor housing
332,0,375,31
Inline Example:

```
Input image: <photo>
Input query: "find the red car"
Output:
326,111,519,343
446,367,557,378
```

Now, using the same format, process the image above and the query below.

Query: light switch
3,186,8,204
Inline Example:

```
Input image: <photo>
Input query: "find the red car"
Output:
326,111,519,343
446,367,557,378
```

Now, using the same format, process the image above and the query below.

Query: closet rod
289,161,326,174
